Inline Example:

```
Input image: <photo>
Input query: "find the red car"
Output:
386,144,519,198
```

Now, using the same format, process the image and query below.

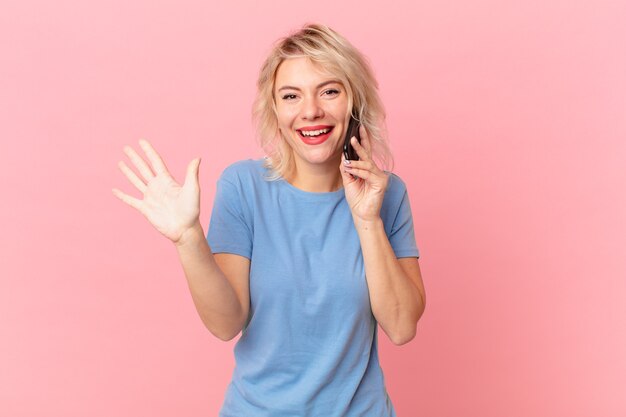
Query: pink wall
1,0,624,416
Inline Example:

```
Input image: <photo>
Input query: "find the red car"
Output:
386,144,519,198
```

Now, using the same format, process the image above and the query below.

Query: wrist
174,220,205,249
353,216,383,232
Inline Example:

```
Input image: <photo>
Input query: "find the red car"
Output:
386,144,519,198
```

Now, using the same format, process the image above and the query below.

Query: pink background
1,0,625,416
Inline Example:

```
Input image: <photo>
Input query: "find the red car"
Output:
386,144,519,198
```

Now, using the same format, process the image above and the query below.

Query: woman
113,23,425,417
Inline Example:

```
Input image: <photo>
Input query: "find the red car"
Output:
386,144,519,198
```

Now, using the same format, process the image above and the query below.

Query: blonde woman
113,23,425,417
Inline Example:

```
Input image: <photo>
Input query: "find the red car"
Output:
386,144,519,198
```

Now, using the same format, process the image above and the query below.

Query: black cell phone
343,115,361,161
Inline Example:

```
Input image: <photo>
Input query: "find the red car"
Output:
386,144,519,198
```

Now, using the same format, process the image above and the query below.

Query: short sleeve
206,174,253,259
387,180,420,259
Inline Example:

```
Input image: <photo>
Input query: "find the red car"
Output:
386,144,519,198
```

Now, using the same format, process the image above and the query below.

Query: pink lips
297,126,334,145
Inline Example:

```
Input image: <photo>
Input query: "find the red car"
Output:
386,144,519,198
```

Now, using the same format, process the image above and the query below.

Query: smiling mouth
296,127,334,145
297,127,334,137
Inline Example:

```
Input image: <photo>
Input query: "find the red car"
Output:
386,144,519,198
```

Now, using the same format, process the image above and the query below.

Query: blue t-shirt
207,158,419,417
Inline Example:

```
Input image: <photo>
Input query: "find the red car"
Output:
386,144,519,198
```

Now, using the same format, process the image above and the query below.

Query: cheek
330,100,349,120
276,108,297,129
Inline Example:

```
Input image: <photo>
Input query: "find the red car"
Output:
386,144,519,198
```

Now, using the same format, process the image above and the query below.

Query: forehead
275,57,339,87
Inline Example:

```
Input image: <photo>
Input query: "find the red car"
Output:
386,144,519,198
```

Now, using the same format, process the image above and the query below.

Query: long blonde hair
253,23,393,180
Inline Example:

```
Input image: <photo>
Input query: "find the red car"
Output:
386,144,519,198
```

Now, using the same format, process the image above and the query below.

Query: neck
285,156,343,193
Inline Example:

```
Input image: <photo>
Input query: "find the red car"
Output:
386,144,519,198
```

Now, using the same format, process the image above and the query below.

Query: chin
301,146,342,165
289,138,342,165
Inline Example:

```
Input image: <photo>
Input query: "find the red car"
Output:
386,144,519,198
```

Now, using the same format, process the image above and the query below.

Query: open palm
112,139,201,243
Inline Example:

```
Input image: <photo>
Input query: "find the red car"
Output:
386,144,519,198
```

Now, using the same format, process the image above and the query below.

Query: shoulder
384,171,409,201
380,172,412,227
218,158,268,185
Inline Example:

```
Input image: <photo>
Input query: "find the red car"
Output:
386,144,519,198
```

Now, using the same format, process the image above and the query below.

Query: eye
323,89,340,97
281,93,297,100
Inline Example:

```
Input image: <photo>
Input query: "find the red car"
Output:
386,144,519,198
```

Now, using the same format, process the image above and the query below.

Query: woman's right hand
112,139,202,244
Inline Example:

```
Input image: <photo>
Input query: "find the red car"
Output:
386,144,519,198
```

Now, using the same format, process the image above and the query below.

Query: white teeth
300,128,330,137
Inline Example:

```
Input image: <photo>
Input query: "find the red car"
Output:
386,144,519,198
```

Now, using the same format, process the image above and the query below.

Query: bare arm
354,219,425,346
112,139,249,341
174,221,250,341
340,128,426,346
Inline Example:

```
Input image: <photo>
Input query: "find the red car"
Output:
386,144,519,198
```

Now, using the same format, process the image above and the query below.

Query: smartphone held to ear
343,116,361,161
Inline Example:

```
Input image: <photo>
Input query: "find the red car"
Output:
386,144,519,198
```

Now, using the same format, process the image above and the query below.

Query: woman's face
274,57,349,169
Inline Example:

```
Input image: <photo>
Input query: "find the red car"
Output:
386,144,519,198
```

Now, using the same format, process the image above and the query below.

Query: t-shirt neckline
278,177,346,201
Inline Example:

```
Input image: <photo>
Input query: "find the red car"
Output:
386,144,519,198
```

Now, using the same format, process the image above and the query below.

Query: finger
112,188,144,212
342,158,375,173
138,139,169,175
340,155,358,183
344,152,386,181
118,161,147,193
351,136,372,162
359,125,373,154
343,165,372,181
184,157,201,188
123,145,155,182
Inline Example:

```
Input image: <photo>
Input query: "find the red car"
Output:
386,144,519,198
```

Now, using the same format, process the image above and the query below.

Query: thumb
184,157,201,187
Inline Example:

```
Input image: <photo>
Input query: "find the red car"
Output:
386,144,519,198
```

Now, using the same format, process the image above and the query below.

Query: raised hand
112,139,202,244
339,126,389,223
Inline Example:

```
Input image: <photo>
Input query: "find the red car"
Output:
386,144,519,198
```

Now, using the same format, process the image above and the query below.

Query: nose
300,97,324,120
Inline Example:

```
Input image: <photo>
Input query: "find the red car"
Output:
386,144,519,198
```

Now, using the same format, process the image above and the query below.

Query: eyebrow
277,80,342,92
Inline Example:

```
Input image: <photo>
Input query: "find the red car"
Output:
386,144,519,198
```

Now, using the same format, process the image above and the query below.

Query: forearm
355,218,425,345
174,221,245,341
